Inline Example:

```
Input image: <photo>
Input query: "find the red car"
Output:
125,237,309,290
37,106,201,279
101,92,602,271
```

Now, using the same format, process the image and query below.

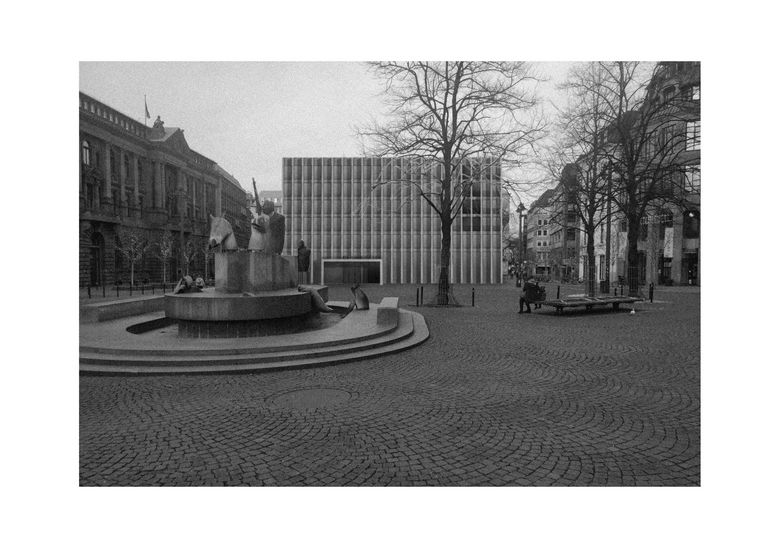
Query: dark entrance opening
323,261,381,285
683,252,698,285
89,232,104,286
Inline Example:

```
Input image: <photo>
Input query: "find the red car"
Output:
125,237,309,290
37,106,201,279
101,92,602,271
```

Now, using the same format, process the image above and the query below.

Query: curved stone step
80,311,428,374
81,312,414,366
79,303,393,356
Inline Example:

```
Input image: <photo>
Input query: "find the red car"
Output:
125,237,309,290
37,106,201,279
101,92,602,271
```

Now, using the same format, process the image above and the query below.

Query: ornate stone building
79,92,250,286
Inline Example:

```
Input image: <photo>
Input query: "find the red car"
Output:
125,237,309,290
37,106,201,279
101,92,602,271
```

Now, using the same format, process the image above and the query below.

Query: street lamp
516,201,526,279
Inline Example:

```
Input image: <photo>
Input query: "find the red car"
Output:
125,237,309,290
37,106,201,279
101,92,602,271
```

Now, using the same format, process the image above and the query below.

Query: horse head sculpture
208,214,238,251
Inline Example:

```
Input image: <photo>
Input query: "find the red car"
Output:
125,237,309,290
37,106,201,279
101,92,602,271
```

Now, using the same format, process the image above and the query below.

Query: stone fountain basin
165,287,316,321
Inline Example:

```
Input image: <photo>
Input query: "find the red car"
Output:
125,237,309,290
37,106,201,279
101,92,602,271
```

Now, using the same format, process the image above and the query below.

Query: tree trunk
626,215,641,297
586,228,596,297
437,219,452,305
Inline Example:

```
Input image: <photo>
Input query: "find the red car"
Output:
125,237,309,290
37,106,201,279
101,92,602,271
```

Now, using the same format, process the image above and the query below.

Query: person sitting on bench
519,276,538,314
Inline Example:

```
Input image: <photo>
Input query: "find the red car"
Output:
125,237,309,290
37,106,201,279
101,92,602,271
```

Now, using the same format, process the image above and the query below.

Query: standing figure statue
249,177,285,254
249,178,269,251
297,240,311,283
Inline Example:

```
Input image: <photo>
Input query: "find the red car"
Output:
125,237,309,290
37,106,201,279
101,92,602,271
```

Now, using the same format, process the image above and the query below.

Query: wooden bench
535,296,642,314
376,297,400,325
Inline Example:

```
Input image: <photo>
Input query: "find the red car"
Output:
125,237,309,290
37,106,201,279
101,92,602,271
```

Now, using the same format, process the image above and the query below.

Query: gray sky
79,61,573,197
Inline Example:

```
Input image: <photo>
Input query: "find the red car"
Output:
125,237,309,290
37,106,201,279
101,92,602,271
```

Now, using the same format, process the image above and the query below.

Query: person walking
518,276,537,314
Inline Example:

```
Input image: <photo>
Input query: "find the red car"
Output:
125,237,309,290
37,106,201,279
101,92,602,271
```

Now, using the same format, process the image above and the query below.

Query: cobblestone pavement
80,282,700,486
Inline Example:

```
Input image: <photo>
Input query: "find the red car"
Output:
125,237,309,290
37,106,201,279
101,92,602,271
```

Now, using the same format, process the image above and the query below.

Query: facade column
177,168,186,267
118,146,126,216
154,161,164,209
103,141,113,201
190,172,197,219
215,177,223,216
177,169,186,219
79,136,85,210
672,210,684,284
132,153,141,217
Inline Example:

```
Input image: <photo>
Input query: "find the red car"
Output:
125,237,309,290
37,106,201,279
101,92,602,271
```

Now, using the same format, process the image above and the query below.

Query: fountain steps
80,310,428,375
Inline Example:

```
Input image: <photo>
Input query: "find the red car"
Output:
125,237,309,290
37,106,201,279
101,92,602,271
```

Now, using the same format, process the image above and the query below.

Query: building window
683,210,700,239
686,120,701,150
683,165,701,193
537,241,541,247
537,230,541,236
543,230,547,236
660,209,674,228
543,219,548,225
81,140,91,166
682,85,700,101
537,220,542,226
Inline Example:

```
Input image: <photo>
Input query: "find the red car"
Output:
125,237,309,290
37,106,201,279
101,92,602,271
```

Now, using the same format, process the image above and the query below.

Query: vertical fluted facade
283,157,504,285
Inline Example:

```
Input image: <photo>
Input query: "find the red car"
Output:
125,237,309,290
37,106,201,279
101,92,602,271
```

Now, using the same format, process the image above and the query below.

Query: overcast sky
80,61,573,199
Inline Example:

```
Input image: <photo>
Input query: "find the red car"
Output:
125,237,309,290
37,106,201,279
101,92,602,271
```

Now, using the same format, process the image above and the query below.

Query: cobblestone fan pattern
80,283,700,486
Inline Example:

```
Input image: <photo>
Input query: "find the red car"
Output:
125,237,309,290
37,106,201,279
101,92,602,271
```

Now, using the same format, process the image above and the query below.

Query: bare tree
593,61,699,295
182,239,199,276
115,227,150,287
358,61,545,304
201,237,214,282
545,62,615,296
155,232,175,284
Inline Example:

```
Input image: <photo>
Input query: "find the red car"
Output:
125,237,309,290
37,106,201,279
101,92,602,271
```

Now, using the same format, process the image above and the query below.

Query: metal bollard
87,285,91,299
472,287,475,307
416,287,420,307
420,286,424,304
557,285,560,299
649,282,654,303
620,285,623,296
614,287,617,297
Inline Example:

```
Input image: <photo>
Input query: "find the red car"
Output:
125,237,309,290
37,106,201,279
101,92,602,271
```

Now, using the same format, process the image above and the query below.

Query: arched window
82,140,91,166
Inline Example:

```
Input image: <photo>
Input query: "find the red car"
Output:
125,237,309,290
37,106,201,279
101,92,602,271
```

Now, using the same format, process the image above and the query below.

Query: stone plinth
215,250,296,293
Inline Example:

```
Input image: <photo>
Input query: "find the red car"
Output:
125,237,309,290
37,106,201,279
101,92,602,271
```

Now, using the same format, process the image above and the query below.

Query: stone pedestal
215,250,296,293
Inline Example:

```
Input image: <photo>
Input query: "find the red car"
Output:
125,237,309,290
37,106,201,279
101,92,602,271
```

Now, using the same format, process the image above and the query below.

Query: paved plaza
79,282,700,486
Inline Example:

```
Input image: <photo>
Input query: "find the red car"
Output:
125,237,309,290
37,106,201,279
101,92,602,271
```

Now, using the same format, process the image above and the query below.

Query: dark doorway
323,261,381,284
89,232,104,286
683,252,698,285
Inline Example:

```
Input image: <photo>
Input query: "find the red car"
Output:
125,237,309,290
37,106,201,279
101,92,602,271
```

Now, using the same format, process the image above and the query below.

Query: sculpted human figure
264,200,285,255
249,178,269,251
297,240,310,271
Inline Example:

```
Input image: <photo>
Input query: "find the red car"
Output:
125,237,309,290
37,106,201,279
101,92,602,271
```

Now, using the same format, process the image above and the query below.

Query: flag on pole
144,96,150,120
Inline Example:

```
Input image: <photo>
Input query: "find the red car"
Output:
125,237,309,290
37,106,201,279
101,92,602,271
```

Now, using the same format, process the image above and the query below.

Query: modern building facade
79,92,250,286
282,157,504,285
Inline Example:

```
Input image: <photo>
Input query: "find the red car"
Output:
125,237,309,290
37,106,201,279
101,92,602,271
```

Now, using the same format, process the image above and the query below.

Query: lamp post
516,201,526,278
